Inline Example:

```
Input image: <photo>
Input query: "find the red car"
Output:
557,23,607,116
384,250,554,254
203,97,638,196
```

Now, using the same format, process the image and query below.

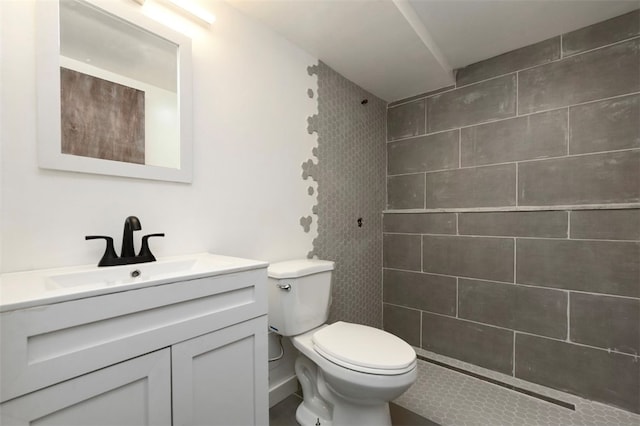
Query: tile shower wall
306,62,386,327
383,11,640,414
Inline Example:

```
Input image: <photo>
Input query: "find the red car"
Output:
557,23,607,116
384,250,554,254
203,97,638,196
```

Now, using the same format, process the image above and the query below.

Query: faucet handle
85,235,119,267
138,233,165,262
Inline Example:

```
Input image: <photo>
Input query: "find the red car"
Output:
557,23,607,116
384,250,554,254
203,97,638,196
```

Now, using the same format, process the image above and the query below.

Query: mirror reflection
59,0,179,169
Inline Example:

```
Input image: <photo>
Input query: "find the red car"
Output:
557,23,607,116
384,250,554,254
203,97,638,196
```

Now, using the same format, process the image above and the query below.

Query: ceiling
226,0,639,102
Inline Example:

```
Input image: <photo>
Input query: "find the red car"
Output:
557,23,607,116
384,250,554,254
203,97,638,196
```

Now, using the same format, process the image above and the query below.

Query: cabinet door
0,349,171,426
172,316,268,426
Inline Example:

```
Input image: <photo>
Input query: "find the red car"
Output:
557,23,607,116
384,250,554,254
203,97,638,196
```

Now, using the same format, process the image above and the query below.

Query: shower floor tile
269,394,438,426
395,348,640,426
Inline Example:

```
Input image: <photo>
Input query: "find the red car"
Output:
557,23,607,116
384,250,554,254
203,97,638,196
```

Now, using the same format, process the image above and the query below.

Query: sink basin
0,253,268,312
45,258,199,290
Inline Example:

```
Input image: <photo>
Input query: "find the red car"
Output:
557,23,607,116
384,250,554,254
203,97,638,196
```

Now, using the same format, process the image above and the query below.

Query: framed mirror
36,0,193,182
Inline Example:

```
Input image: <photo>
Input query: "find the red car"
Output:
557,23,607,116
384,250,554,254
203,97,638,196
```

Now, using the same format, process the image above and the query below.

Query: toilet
268,259,417,426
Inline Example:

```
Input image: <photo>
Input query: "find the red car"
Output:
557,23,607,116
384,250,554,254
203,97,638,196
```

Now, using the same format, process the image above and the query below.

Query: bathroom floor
271,350,640,426
269,394,438,426
395,348,640,426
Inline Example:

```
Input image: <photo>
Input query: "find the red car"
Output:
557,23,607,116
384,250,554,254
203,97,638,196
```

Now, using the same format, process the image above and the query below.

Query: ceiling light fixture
130,0,215,27
164,0,215,26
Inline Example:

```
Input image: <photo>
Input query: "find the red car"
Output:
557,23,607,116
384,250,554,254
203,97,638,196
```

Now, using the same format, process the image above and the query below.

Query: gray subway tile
383,213,456,234
570,94,640,154
570,292,640,356
459,211,568,238
388,85,456,108
423,235,514,282
426,164,516,208
515,333,640,414
518,150,640,206
460,109,568,166
427,74,516,132
422,312,514,374
516,239,640,297
384,269,457,315
387,130,459,174
383,234,422,271
571,209,640,240
519,39,640,114
383,303,421,347
387,99,426,141
387,174,425,209
458,278,567,339
457,37,560,86
562,10,640,57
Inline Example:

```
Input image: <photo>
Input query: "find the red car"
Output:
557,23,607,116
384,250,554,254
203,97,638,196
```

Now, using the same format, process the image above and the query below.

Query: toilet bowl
292,323,417,426
267,260,417,426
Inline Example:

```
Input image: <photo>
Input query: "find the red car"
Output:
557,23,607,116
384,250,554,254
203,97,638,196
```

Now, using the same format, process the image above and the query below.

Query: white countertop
0,253,268,313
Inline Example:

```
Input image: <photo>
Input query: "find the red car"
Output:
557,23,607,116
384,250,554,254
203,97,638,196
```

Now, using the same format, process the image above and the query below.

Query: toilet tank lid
268,259,334,279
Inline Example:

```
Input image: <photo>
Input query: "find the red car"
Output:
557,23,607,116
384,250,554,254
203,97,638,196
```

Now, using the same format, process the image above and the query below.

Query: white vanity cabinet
172,316,267,426
1,348,172,426
0,256,269,426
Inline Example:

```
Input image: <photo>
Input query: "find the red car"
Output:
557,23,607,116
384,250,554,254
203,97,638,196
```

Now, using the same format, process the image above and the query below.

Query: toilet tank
267,259,334,336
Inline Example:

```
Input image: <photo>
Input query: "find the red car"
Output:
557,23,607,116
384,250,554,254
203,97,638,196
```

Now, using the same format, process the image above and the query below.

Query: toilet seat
312,322,416,375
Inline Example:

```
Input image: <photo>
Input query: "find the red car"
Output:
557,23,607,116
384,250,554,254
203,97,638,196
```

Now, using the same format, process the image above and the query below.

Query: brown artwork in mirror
60,67,145,164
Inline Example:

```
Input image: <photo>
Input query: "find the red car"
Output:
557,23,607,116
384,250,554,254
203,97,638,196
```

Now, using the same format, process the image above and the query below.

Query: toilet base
296,402,333,426
295,396,391,426
295,353,394,426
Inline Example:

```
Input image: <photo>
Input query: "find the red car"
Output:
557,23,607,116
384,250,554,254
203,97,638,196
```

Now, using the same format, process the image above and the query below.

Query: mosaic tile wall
305,61,386,327
383,10,640,414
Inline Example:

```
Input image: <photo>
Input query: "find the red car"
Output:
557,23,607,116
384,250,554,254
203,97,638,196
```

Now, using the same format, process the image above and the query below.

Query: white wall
0,0,318,273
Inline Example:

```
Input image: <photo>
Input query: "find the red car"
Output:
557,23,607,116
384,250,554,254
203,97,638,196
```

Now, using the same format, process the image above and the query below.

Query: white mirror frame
36,0,193,183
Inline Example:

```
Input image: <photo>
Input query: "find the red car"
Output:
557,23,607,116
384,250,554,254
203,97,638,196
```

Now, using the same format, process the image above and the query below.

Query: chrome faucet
85,216,164,267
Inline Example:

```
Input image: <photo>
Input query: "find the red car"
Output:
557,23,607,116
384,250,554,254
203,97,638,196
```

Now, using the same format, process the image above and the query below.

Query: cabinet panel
0,349,171,426
1,269,267,402
172,316,269,426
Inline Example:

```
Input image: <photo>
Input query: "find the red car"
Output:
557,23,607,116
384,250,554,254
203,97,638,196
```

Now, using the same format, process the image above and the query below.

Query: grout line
420,234,424,272
381,267,385,328
515,162,519,206
419,311,423,348
515,72,519,116
513,238,517,283
567,211,571,239
382,267,640,301
560,34,564,59
458,128,462,168
566,291,571,342
512,331,516,376
566,106,571,155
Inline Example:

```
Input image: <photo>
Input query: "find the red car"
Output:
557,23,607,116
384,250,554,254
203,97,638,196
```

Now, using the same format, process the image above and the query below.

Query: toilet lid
312,322,416,374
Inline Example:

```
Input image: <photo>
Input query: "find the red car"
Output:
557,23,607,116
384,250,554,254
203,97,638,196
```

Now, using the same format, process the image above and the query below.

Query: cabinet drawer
0,268,267,402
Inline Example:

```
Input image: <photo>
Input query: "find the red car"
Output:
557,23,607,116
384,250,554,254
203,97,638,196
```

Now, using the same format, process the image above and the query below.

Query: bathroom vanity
0,254,269,425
